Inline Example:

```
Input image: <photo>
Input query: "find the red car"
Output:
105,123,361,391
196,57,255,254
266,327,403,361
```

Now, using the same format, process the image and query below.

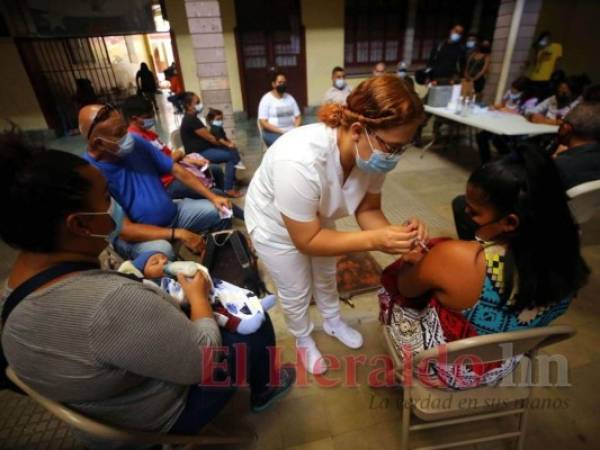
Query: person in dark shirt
180,92,242,197
427,24,466,83
553,101,600,190
206,108,246,170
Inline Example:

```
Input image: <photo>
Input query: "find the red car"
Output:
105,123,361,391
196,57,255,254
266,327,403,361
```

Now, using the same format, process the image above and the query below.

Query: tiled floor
1,104,599,450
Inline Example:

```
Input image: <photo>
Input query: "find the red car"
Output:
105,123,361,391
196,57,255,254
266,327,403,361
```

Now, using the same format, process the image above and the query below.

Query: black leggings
169,314,276,435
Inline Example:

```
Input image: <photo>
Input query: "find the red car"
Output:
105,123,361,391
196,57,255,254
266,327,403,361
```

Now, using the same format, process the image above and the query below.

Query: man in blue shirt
79,104,231,260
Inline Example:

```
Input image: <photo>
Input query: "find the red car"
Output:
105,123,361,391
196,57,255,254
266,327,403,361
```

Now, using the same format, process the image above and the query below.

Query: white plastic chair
6,367,255,448
566,179,600,225
170,128,183,151
257,119,268,153
382,324,576,450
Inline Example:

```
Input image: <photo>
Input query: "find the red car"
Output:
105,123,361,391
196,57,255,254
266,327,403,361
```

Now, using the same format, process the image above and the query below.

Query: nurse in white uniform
245,75,427,374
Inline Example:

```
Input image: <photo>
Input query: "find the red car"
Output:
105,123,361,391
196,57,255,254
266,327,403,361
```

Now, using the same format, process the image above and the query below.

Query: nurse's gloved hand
374,225,419,255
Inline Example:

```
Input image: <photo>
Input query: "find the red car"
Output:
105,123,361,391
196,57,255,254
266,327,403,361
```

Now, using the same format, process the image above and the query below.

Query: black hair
181,91,198,111
332,66,345,75
270,70,286,84
559,74,589,99
583,84,600,103
206,108,223,122
511,76,529,92
121,95,154,121
534,31,551,47
468,143,589,310
0,128,92,253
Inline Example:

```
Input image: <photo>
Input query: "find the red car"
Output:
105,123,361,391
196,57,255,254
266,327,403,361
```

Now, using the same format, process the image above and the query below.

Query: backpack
202,230,269,297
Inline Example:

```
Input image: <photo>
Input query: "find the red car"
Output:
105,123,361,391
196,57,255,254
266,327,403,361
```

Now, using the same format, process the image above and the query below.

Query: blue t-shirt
84,134,177,226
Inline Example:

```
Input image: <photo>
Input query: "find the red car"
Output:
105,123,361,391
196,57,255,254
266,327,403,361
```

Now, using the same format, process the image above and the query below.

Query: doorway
234,0,307,117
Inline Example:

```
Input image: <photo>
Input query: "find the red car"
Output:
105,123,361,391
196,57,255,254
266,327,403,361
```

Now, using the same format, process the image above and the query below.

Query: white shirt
322,85,352,105
258,92,301,132
245,123,385,247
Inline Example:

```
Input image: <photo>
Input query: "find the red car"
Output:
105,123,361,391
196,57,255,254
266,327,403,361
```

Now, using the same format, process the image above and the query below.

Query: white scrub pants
251,231,341,338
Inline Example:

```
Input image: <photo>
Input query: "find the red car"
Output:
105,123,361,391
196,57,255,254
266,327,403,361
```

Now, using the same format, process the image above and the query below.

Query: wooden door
235,0,307,117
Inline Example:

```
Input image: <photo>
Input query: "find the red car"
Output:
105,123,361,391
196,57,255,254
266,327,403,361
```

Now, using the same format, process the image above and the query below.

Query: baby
119,251,275,335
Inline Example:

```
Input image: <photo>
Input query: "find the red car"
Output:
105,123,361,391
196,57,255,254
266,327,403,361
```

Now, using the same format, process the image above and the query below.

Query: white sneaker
323,317,363,349
234,161,247,170
296,336,327,375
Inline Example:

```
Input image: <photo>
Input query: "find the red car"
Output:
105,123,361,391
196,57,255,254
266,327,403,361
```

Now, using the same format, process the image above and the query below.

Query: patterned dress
379,239,572,390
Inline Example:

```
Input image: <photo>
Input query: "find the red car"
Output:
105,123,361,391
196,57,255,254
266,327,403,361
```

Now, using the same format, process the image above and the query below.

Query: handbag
202,230,268,297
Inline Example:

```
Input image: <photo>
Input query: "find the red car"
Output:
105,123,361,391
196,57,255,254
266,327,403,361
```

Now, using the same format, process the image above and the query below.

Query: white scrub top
245,122,385,247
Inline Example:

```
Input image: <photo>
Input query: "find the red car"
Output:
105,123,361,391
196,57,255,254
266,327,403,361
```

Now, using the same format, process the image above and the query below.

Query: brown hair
318,74,425,130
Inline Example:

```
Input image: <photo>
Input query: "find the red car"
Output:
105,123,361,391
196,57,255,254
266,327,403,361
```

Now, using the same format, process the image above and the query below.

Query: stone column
482,0,544,104
403,0,418,67
184,0,235,138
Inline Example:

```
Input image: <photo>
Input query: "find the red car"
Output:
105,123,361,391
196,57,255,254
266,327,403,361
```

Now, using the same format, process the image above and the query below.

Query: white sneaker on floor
323,318,363,349
234,162,247,170
296,336,327,375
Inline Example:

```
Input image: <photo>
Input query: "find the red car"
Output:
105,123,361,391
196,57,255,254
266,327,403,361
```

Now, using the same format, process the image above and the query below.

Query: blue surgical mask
77,198,125,243
354,130,403,173
212,120,223,127
334,78,346,90
450,32,461,43
466,40,476,49
142,118,155,129
195,102,204,114
103,132,135,158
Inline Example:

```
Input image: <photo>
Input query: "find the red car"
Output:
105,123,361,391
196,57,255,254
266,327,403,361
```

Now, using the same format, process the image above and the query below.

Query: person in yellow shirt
528,31,563,97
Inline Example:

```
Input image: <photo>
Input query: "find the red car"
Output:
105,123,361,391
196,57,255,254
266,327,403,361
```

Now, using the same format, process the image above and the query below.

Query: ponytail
318,74,425,130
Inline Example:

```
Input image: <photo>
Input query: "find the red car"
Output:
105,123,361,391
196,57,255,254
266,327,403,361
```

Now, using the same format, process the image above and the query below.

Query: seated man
553,101,600,189
526,76,583,125
322,66,352,105
79,104,232,260
123,96,244,220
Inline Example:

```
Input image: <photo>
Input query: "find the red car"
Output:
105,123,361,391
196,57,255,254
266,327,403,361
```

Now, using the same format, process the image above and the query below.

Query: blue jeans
199,148,240,191
262,131,282,147
113,198,231,260
166,180,244,220
168,314,276,435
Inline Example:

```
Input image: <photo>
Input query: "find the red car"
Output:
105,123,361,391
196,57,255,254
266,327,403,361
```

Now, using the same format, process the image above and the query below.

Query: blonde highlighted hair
318,74,425,129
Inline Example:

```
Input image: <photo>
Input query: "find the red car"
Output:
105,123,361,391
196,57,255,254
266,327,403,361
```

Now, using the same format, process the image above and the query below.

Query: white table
424,105,558,136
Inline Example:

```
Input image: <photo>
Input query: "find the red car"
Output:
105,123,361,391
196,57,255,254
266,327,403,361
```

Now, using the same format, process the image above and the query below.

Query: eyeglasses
87,103,117,139
368,129,410,156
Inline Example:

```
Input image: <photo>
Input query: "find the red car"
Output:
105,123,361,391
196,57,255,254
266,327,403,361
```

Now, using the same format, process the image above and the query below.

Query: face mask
212,119,223,127
142,118,155,129
354,130,402,174
276,84,287,94
195,102,204,114
104,132,135,158
397,70,407,78
466,41,476,49
334,78,346,90
450,33,461,43
538,39,549,47
76,198,125,243
508,91,522,100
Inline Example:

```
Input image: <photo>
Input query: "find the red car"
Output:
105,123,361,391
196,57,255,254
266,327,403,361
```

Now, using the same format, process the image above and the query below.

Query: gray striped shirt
1,270,221,437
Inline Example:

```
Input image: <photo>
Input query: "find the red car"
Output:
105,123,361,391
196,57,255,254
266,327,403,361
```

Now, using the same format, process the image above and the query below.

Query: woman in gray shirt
0,132,294,447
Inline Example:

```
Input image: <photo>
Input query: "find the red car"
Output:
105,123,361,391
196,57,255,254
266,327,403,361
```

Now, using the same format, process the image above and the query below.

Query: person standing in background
464,39,491,100
322,66,352,105
136,62,159,113
372,62,386,76
528,31,563,98
426,24,466,84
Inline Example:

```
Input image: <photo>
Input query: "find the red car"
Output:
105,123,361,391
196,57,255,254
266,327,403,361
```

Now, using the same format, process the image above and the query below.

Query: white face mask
212,119,223,127
195,102,204,114
466,41,476,49
334,78,346,90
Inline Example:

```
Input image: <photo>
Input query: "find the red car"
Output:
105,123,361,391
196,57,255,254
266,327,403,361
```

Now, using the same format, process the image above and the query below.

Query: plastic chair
566,179,600,225
6,367,255,448
257,119,268,153
170,128,183,151
382,324,576,450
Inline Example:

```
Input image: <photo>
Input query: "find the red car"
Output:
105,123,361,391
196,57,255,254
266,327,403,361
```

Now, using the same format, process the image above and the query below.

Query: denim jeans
165,180,244,220
113,198,231,260
198,148,240,191
168,314,276,435
262,131,282,147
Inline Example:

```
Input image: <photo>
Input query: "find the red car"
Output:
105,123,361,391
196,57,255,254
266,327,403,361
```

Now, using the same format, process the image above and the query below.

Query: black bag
1,262,99,393
202,230,269,297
